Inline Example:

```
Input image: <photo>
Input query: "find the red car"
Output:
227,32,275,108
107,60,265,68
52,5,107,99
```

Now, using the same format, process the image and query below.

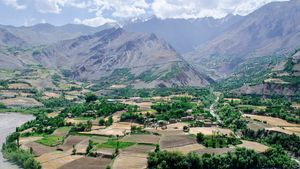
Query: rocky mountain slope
187,0,300,78
232,49,300,96
33,28,213,88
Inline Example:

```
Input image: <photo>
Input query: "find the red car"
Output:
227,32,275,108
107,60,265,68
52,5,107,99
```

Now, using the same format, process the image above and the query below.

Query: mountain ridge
32,28,212,88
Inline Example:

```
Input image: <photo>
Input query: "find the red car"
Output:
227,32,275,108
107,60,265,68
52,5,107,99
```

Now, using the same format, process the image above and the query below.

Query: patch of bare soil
120,134,160,144
266,127,298,135
121,144,155,154
0,97,43,107
47,112,60,118
81,122,141,136
189,127,233,136
8,83,31,89
163,143,205,154
59,136,88,151
43,92,60,99
59,157,111,169
37,151,82,169
19,136,42,144
283,127,300,135
0,90,18,98
243,114,300,127
75,139,89,155
52,128,71,137
160,134,196,149
245,119,272,131
237,140,269,153
25,142,56,156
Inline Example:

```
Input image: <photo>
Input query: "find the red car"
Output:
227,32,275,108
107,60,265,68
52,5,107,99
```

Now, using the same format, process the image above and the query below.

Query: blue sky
0,0,288,27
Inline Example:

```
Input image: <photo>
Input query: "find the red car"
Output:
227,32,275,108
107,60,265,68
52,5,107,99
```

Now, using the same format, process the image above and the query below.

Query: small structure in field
203,119,217,127
181,116,194,122
169,119,177,124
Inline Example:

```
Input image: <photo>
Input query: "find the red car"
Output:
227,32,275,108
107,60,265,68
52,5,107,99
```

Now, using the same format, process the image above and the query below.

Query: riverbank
0,113,34,169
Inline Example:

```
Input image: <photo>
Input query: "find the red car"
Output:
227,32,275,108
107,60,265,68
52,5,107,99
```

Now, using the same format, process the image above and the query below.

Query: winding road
209,92,222,124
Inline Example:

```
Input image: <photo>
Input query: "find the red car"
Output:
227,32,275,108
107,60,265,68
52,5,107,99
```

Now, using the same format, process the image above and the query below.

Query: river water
0,113,34,169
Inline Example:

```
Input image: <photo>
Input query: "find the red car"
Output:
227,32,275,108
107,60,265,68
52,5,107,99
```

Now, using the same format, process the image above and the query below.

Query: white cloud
2,0,26,10
92,0,150,18
68,0,93,9
151,0,288,19
35,0,68,14
74,16,116,27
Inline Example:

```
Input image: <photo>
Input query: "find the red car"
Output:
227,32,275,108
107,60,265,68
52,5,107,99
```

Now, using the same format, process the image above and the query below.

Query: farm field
59,157,111,169
112,145,154,169
163,143,205,154
189,127,233,136
237,140,269,153
283,127,300,135
24,142,57,156
243,114,300,127
80,122,142,136
8,83,31,89
36,151,82,169
160,134,196,148
0,97,43,107
2,85,299,169
120,134,160,144
53,127,72,137
265,127,299,135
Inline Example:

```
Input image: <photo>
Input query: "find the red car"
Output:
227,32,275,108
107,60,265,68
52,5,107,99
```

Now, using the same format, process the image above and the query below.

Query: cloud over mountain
0,0,289,26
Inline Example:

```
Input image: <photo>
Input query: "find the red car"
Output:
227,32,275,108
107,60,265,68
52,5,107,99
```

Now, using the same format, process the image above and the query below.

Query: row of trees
2,132,41,169
196,132,241,148
148,148,298,169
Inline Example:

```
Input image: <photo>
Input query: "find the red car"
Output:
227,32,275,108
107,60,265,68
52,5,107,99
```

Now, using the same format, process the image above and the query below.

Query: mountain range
1,0,300,89
32,28,212,88
186,0,300,78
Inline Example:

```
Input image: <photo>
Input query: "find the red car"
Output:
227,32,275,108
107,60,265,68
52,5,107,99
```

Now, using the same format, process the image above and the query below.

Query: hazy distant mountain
0,27,26,47
0,23,116,45
33,28,212,88
187,0,300,78
124,15,242,53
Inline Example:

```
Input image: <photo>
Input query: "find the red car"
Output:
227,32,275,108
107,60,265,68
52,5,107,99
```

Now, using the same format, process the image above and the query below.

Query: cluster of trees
98,116,113,126
196,132,241,148
147,148,298,169
41,96,71,108
0,80,8,88
16,96,126,137
63,99,126,118
0,102,7,109
120,107,144,124
233,95,300,124
21,113,65,135
2,132,41,169
151,99,194,121
216,104,247,130
96,87,214,107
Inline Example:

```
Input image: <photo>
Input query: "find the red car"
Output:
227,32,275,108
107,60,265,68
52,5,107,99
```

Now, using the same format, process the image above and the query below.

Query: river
0,113,34,169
